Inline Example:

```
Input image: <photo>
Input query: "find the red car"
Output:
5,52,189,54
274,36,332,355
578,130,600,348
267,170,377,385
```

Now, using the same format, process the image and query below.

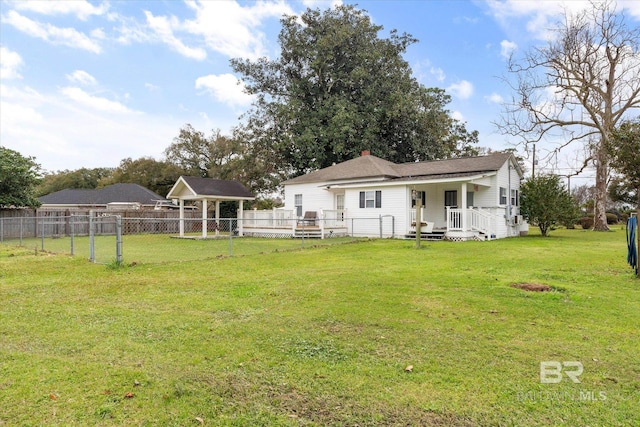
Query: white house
245,151,526,241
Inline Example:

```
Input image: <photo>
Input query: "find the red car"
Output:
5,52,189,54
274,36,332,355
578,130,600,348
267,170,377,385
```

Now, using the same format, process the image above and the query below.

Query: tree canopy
608,118,640,208
497,0,640,231
0,147,42,208
98,157,185,198
37,167,114,197
231,5,478,178
520,174,579,236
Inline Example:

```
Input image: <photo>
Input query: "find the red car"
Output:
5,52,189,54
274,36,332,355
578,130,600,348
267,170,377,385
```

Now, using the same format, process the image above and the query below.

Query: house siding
345,185,406,237
284,183,334,218
493,160,523,238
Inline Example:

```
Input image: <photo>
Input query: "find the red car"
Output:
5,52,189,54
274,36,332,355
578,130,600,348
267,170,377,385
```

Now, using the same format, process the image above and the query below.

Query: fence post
229,218,233,256
41,215,45,250
0,218,3,243
19,217,23,246
116,215,123,264
89,210,95,262
70,215,75,256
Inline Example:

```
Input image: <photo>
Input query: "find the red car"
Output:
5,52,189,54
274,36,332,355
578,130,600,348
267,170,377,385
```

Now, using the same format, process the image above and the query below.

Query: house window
511,189,518,206
412,191,426,207
499,187,507,205
359,190,381,208
294,194,302,217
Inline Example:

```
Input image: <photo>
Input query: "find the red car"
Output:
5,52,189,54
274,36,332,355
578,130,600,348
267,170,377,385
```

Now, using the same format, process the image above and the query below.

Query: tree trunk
593,150,610,231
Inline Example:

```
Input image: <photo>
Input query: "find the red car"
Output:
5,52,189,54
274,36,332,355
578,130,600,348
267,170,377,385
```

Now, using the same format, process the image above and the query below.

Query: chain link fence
1,213,396,265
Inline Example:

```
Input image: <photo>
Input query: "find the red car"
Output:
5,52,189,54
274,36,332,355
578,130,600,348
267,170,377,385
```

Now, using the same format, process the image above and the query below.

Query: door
336,194,345,221
444,190,457,220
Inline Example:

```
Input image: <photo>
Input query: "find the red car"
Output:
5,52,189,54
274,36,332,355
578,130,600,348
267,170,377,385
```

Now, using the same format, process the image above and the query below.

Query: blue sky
1,0,639,178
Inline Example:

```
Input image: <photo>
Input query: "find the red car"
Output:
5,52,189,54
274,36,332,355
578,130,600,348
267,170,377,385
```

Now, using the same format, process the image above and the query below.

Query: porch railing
321,209,346,227
243,208,295,228
446,207,493,235
242,209,346,229
409,208,427,225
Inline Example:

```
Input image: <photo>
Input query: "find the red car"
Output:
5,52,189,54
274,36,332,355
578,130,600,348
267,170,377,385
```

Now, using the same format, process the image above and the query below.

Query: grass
1,228,639,426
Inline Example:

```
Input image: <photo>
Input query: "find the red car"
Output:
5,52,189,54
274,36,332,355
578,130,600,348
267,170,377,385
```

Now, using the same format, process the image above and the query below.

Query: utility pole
532,143,536,178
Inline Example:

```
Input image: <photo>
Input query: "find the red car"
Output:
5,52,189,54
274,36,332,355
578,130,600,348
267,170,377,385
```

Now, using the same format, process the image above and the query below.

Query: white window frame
294,194,303,217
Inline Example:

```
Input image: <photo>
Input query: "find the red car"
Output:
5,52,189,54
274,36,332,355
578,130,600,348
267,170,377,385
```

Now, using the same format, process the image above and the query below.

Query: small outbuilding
166,176,255,238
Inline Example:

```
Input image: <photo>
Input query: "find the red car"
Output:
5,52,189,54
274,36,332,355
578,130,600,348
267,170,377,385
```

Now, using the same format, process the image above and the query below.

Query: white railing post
320,209,325,239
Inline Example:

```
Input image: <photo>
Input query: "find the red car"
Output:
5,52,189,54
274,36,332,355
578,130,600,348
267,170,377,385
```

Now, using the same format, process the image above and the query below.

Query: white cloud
10,0,109,20
2,10,102,53
301,0,343,8
143,10,206,60
485,1,640,41
0,46,23,80
195,73,254,107
183,0,295,60
145,83,160,92
60,87,134,114
0,84,181,172
430,67,446,82
447,80,474,100
485,93,504,104
66,70,97,86
451,110,465,122
500,39,517,59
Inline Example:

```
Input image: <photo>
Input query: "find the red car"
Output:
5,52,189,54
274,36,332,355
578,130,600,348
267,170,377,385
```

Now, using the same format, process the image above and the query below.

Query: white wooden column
202,199,207,238
461,182,468,232
238,200,244,237
215,200,220,236
179,199,185,237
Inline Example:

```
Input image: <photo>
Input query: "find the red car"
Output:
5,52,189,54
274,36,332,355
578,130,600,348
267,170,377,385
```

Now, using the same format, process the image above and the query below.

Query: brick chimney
361,150,370,156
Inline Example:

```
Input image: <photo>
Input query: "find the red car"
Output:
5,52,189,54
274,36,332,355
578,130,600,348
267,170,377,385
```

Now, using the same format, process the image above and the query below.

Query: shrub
606,213,618,224
580,217,594,229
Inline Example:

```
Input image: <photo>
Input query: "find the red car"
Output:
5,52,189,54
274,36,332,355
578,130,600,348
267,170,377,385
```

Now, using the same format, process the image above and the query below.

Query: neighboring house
264,151,526,241
39,183,172,210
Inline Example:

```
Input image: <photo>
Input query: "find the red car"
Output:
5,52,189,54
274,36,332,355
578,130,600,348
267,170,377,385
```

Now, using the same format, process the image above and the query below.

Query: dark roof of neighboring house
282,152,517,185
170,176,254,199
39,183,167,205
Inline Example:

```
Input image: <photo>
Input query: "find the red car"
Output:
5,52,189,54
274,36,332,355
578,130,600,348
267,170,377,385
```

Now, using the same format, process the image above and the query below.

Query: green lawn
1,229,638,426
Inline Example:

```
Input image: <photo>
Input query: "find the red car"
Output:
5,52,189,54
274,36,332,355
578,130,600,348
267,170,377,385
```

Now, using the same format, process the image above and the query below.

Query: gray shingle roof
180,176,254,199
281,155,401,185
282,152,516,185
39,183,167,205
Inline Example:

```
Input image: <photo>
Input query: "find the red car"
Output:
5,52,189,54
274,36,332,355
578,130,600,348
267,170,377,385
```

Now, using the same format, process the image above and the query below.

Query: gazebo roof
166,176,255,201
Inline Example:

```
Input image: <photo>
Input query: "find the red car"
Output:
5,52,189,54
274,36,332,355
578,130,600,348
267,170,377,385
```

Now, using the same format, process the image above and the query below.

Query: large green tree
0,147,42,208
608,118,640,208
231,5,478,177
497,1,640,232
166,124,281,196
520,174,579,237
98,157,185,198
37,167,114,196
164,124,243,179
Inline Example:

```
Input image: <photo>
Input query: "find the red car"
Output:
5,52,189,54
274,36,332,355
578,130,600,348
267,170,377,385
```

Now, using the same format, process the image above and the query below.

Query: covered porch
242,208,348,239
166,176,255,239
408,177,508,241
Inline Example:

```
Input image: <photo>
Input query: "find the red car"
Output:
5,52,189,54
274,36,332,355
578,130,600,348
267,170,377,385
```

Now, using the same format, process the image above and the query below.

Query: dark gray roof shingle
180,176,254,199
282,152,516,185
39,183,167,205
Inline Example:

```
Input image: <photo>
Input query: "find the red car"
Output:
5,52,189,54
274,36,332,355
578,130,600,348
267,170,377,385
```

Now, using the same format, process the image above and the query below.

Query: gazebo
166,176,255,238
